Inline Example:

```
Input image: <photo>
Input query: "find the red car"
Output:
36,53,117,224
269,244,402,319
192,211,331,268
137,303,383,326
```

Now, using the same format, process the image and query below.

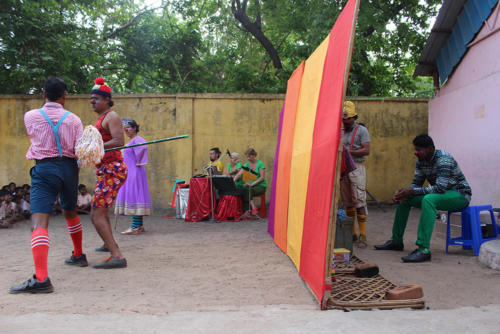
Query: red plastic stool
257,193,267,218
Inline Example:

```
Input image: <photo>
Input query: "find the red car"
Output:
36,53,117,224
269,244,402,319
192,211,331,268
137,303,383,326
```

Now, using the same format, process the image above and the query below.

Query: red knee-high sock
66,216,83,257
31,228,50,281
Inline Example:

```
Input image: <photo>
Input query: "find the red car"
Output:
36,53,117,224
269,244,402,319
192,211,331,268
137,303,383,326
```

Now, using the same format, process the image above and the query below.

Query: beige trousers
340,163,366,209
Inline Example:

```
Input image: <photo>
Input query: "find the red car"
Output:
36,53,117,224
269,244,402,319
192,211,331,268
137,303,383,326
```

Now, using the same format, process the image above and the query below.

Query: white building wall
429,5,500,206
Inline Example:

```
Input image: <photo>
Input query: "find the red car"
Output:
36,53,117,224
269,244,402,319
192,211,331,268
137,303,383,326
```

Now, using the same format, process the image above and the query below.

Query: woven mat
328,255,425,310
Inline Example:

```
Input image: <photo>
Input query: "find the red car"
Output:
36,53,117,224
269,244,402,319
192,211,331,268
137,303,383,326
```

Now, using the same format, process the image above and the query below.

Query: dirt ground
1,205,500,317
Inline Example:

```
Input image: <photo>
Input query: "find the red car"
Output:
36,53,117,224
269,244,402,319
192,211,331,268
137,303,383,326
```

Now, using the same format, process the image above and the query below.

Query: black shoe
352,234,358,242
401,249,431,263
65,253,88,267
374,240,404,251
95,245,109,252
9,275,54,294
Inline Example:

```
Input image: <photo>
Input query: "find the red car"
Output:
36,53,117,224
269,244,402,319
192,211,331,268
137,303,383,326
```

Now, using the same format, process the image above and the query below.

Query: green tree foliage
0,0,439,96
0,0,118,93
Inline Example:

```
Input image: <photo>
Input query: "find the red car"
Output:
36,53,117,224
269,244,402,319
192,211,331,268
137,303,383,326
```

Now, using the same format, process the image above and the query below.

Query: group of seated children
0,183,31,228
0,182,93,227
52,184,93,215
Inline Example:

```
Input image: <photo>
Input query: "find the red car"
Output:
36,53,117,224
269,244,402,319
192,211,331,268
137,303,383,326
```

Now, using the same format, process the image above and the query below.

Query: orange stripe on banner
286,37,330,270
299,0,359,303
273,61,305,253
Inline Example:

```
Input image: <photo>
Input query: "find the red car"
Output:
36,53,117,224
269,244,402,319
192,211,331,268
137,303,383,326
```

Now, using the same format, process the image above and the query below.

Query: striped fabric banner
299,0,358,300
272,62,304,252
268,0,359,304
267,104,285,238
286,37,330,269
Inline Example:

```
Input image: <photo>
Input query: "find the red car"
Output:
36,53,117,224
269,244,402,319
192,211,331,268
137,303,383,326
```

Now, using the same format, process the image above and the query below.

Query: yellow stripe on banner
286,36,330,270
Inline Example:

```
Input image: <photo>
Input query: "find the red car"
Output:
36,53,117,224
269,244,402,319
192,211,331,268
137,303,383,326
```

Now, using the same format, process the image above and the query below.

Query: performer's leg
340,175,357,238
249,185,266,215
242,185,250,212
91,207,124,259
28,163,58,280
132,216,143,230
357,207,367,241
54,159,83,257
350,165,367,241
91,161,127,262
10,164,58,293
31,213,50,281
64,211,83,257
392,195,423,243
416,191,468,250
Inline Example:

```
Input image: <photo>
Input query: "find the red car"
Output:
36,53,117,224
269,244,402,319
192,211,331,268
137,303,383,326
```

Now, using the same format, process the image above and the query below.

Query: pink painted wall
429,4,500,207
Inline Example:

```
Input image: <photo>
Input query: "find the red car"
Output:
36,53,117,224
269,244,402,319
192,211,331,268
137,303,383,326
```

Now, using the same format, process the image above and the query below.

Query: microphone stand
204,156,223,223
207,166,218,223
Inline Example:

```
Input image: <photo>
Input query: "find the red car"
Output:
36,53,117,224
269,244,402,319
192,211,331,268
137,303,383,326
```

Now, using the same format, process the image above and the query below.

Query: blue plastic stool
446,205,499,256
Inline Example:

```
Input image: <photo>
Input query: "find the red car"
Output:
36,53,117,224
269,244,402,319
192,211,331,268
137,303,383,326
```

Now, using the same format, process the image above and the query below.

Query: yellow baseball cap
342,101,357,119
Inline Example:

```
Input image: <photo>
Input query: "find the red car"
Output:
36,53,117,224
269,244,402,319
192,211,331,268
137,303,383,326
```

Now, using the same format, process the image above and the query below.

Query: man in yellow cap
340,101,370,247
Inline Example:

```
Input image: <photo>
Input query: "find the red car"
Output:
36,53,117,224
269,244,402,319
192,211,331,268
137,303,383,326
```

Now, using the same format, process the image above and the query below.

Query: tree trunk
231,0,282,69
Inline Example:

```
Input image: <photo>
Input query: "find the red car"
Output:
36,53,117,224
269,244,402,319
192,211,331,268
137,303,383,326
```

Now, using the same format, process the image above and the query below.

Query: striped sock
31,228,50,281
132,216,143,230
358,214,367,235
66,216,83,257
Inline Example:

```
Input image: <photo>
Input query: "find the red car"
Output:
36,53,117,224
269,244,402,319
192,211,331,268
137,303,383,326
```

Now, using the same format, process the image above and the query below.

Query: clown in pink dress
114,120,152,234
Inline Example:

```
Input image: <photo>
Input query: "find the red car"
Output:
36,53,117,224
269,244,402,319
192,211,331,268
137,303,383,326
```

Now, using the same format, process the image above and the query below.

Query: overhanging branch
103,6,163,41
231,0,282,69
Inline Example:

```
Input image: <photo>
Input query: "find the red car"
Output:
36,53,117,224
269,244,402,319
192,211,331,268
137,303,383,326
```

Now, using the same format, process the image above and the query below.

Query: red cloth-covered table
185,177,216,222
215,195,242,221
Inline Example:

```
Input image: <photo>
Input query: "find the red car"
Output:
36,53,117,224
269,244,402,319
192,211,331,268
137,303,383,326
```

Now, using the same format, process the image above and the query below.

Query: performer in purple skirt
115,119,152,235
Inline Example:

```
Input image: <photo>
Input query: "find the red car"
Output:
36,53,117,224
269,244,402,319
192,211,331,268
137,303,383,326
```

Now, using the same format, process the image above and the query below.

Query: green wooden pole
104,134,189,152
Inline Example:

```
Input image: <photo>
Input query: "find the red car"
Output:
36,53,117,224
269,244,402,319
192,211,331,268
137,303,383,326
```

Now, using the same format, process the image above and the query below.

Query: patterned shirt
25,102,83,160
410,149,471,202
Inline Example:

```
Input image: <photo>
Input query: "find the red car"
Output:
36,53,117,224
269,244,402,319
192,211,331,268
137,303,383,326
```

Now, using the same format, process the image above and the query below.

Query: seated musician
237,148,267,215
224,152,244,188
207,147,223,175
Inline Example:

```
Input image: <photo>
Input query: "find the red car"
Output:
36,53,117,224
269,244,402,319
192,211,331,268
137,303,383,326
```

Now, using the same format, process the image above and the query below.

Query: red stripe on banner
299,0,358,302
273,62,305,252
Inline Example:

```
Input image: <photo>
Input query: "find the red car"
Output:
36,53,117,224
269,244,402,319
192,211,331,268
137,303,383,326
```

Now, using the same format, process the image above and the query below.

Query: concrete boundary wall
0,94,428,211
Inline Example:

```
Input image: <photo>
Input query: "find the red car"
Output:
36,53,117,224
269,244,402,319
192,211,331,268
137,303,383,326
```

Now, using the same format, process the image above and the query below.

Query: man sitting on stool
374,134,471,263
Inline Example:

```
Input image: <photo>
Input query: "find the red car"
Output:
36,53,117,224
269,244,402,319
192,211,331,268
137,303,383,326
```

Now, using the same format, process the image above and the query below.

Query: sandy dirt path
1,205,500,319
1,215,315,315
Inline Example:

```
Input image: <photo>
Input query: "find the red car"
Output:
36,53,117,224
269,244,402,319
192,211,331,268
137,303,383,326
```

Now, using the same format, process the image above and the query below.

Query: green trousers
392,190,468,249
242,184,266,212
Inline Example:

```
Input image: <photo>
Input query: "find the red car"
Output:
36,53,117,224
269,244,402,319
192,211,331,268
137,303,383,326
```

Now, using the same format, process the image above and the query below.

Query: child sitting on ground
20,193,31,219
13,186,24,197
1,192,19,227
7,182,16,194
0,190,9,228
11,195,25,222
77,184,92,214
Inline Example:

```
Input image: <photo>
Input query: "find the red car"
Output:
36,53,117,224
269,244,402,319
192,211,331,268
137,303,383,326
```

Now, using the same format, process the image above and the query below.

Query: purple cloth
268,105,285,237
115,136,152,216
